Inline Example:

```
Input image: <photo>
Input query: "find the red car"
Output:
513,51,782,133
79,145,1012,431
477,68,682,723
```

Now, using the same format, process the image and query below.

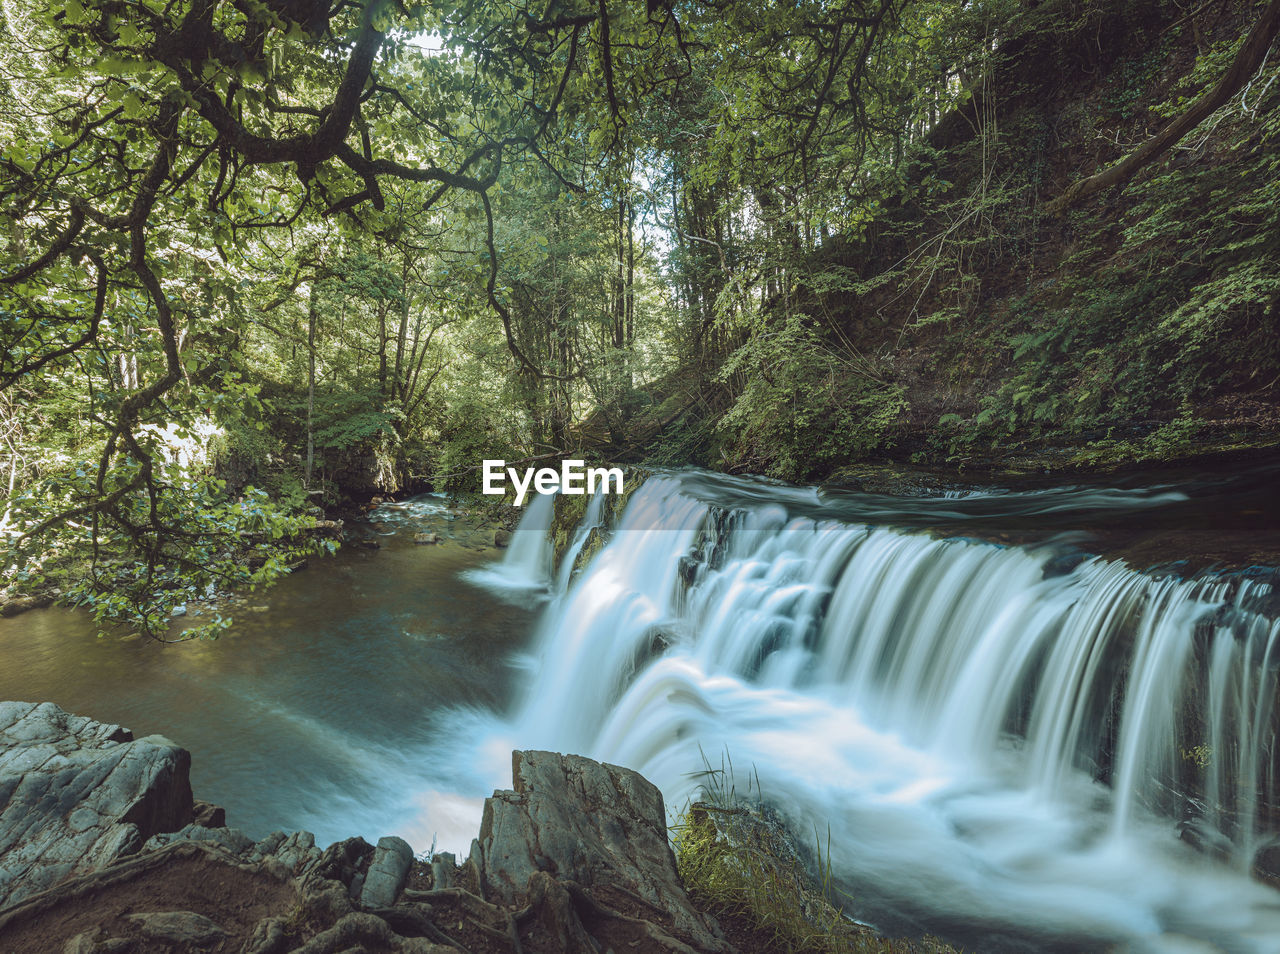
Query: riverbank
0,701,958,954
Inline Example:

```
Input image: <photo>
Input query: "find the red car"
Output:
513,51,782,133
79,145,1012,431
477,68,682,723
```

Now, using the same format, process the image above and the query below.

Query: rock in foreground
0,701,194,909
473,748,729,951
0,707,733,953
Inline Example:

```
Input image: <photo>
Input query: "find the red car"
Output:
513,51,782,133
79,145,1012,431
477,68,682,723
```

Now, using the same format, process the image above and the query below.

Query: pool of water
0,496,532,849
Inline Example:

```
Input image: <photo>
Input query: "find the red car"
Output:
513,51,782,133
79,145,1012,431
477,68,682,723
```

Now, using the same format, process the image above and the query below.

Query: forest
2,0,1279,631
5,3,1280,952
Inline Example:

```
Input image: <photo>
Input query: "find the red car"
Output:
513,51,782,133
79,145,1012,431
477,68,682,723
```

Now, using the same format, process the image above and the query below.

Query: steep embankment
643,0,1280,480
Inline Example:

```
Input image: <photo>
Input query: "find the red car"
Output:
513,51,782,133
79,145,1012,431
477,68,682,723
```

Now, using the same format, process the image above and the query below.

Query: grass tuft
674,753,963,954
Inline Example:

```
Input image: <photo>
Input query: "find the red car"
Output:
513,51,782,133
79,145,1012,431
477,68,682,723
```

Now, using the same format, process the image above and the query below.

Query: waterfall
505,472,1280,952
555,491,606,595
463,490,556,596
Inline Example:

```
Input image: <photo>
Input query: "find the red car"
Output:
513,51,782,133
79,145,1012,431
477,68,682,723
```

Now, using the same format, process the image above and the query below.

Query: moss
551,492,591,563
674,803,963,954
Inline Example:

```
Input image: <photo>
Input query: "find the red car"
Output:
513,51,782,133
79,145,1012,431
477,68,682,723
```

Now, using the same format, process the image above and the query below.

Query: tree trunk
1049,0,1280,213
304,284,317,490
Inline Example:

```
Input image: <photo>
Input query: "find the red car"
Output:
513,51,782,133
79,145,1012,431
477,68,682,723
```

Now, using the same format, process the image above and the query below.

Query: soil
0,848,819,954
0,854,299,954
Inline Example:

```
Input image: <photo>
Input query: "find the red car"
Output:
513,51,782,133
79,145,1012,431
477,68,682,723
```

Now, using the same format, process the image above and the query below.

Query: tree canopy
4,0,1279,634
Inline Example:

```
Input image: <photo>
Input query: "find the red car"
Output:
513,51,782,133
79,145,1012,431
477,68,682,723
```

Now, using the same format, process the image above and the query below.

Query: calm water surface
0,497,532,850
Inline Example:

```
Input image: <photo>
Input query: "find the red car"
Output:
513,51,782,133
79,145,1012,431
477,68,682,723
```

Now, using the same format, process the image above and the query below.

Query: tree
1049,0,1280,212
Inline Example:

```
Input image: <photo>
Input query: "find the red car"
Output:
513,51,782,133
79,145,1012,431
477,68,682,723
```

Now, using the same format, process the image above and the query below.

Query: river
3,466,1280,952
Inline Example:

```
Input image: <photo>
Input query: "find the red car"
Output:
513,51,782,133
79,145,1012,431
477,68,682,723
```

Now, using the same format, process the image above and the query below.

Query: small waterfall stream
478,471,1280,952
462,490,557,595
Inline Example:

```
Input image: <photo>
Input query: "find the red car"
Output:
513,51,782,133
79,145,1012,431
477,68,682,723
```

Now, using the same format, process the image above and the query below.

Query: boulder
494,528,512,548
429,851,455,889
359,835,414,909
471,749,728,951
0,595,53,618
0,701,194,909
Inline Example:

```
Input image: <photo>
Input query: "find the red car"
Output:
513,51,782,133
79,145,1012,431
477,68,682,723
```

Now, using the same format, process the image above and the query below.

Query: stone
1178,817,1234,860
1253,838,1280,883
0,702,193,909
471,750,728,951
413,532,440,545
251,830,288,861
276,829,321,873
170,604,187,618
125,910,227,946
144,822,254,857
302,883,356,923
191,800,225,828
494,528,512,548
429,851,455,889
0,595,53,618
62,932,99,954
359,835,414,908
302,836,373,895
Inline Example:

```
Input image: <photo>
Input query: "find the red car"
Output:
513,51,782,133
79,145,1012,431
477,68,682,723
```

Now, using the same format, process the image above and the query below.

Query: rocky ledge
0,701,732,953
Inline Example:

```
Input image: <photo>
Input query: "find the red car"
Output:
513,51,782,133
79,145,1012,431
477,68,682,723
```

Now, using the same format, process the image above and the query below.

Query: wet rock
0,701,193,908
494,528,512,548
360,835,414,908
1178,817,1234,860
125,910,227,947
472,749,728,951
0,594,54,617
1253,838,1280,883
1042,551,1086,578
413,532,440,545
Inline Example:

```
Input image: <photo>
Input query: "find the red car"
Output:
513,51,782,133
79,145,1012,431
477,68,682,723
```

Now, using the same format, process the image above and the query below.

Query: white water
555,491,607,595
462,490,557,597
464,474,1280,953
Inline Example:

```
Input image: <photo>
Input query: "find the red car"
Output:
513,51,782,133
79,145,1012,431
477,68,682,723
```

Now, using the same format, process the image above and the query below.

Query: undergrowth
673,753,963,954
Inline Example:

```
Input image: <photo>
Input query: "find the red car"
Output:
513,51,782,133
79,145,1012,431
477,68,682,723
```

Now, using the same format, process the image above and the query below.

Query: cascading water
554,491,606,595
483,471,1280,953
463,489,557,596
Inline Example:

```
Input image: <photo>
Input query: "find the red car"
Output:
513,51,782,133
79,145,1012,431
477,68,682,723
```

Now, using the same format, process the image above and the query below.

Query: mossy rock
675,803,963,954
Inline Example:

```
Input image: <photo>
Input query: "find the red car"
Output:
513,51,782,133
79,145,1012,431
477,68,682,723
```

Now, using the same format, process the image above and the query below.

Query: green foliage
878,1,1280,467
2,460,330,640
674,756,963,954
4,0,1279,636
434,399,507,494
716,313,907,480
